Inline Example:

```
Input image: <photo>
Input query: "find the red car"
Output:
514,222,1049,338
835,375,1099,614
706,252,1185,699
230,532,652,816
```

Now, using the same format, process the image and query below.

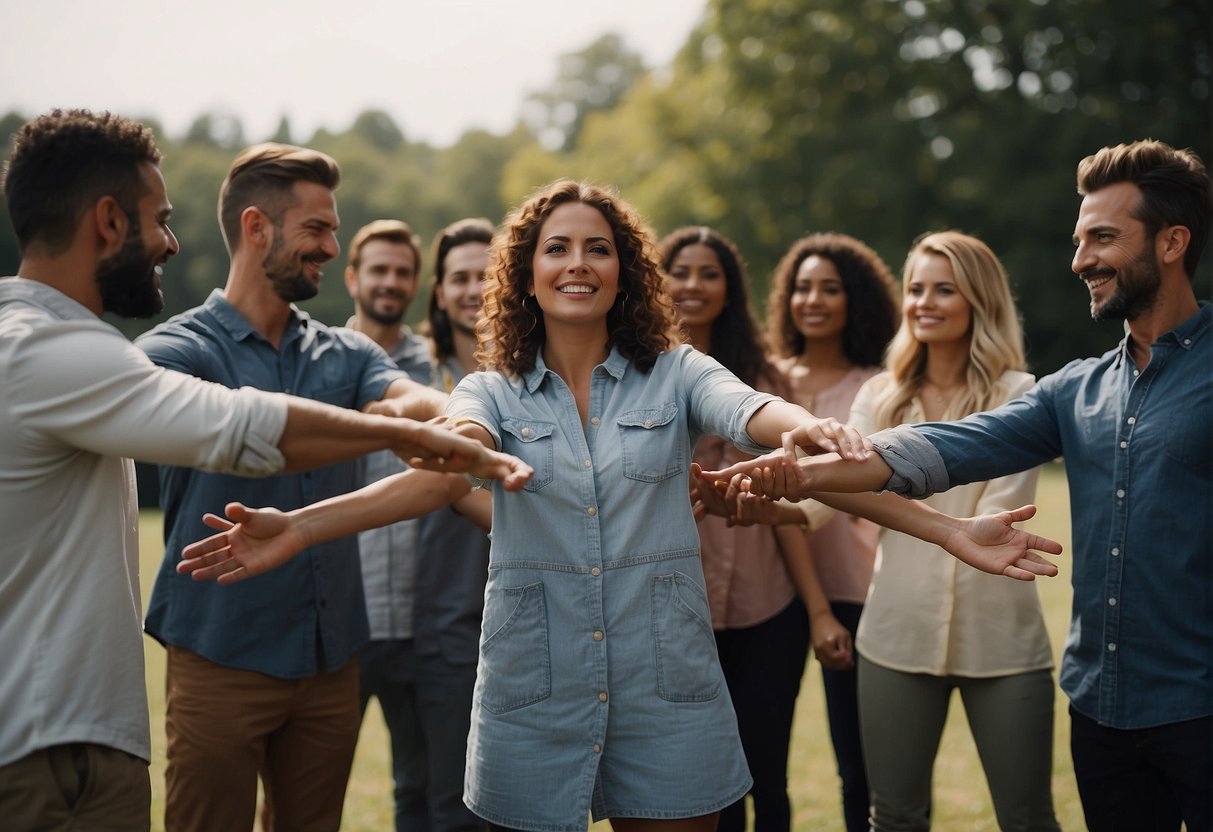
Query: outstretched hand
177,503,307,584
941,505,1063,581
701,449,815,502
400,423,532,491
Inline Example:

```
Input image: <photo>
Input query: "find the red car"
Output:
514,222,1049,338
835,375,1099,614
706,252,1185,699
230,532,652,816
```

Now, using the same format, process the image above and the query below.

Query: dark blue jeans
715,597,811,832
1070,706,1211,832
359,639,480,832
820,601,869,832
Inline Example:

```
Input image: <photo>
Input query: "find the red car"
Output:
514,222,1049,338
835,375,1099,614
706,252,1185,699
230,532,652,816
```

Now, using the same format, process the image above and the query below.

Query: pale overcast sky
1,0,708,146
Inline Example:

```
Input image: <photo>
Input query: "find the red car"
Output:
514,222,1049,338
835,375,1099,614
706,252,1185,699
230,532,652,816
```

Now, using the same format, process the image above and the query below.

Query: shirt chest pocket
617,402,683,483
500,418,556,492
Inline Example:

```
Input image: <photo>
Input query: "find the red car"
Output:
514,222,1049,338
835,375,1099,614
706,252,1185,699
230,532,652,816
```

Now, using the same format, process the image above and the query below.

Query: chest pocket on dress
500,418,556,492
618,402,683,483
650,572,721,702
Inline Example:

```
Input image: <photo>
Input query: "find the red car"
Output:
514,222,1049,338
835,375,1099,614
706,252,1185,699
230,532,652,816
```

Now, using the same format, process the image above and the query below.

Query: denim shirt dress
446,344,774,830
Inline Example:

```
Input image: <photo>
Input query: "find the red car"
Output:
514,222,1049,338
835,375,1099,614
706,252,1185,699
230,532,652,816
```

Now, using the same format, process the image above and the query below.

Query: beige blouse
852,370,1054,676
780,362,882,605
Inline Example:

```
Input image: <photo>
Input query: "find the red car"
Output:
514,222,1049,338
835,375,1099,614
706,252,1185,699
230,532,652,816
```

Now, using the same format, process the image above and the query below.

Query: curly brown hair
476,180,680,375
766,232,898,367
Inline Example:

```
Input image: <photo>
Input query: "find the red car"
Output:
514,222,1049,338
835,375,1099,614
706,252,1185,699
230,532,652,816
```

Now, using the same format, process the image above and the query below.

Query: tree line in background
2,0,1208,374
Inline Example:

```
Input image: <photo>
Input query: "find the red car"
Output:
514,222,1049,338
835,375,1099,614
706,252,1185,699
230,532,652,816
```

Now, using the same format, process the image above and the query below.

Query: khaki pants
0,743,150,831
164,646,360,832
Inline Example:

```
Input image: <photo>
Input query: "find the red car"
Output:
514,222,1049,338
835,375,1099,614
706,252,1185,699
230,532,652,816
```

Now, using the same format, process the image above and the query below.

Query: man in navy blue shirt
137,145,462,832
710,140,1211,832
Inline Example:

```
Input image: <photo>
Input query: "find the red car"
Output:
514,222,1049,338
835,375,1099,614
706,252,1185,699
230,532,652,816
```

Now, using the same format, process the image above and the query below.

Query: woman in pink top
660,227,830,832
764,233,898,832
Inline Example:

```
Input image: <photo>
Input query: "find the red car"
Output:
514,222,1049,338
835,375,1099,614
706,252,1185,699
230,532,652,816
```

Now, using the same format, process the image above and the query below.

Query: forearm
809,489,955,548
278,398,426,472
774,525,832,619
744,399,814,448
364,377,447,420
799,452,895,493
290,469,470,548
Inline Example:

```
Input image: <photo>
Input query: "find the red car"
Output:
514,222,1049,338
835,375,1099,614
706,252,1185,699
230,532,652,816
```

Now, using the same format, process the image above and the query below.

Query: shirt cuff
869,425,951,499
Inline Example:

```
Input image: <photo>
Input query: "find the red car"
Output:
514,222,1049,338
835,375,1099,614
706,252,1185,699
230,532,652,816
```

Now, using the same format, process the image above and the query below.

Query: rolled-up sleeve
868,425,952,499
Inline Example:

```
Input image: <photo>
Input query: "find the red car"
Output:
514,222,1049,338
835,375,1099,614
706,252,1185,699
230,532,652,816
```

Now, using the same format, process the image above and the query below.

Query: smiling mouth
558,285,595,295
1084,273,1114,291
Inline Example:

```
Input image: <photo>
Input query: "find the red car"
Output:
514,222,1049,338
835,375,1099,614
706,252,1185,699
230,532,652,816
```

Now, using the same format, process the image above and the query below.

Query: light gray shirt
0,277,288,766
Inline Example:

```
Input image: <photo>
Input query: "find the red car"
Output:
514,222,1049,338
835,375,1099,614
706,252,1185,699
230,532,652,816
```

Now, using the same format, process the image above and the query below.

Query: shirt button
593,630,604,641
591,417,600,426
521,427,531,437
1183,338,1192,346
1107,643,1117,652
1116,489,1125,499
587,506,598,516
598,691,608,702
1111,547,1120,556
593,743,602,753
591,567,601,577
584,459,592,468
1108,598,1117,606
1119,441,1127,448
1126,416,1136,425
643,419,653,428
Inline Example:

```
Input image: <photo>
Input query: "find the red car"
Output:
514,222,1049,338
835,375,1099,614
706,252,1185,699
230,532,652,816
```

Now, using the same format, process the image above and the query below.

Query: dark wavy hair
767,232,898,367
476,180,679,376
658,226,785,393
426,217,495,361
1077,140,1211,280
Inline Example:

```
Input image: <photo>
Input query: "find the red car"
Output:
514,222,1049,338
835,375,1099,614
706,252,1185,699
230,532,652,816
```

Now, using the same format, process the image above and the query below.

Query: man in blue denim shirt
138,146,450,832
720,140,1211,831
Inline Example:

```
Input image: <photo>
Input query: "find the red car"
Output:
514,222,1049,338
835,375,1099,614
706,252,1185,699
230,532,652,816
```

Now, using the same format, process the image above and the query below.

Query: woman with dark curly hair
659,226,831,832
443,182,865,831
759,233,899,832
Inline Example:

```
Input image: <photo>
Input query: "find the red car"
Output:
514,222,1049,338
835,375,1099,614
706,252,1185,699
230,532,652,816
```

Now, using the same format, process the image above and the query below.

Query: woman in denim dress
442,181,864,831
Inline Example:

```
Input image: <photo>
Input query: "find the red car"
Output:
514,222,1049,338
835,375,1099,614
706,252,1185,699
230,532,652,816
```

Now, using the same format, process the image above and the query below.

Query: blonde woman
852,231,1060,831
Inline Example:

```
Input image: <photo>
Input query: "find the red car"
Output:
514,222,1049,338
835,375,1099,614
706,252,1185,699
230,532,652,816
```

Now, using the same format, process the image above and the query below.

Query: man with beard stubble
708,140,1211,831
0,112,528,831
340,219,487,831
135,145,471,832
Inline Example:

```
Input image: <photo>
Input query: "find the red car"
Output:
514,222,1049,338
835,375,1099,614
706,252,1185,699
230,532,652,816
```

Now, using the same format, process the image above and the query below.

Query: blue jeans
820,602,869,832
1070,706,1211,832
359,640,479,832
715,597,811,832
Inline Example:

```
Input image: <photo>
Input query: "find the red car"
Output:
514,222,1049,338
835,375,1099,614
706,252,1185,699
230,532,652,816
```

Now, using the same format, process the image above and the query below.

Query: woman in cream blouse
851,231,1061,831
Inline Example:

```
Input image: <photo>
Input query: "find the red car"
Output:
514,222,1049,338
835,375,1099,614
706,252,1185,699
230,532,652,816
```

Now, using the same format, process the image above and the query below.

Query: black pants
820,602,869,832
1070,705,1211,832
715,598,811,832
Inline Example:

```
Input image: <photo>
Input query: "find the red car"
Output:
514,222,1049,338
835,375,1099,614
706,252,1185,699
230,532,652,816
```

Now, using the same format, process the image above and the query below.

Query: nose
467,278,484,302
165,225,181,258
1072,241,1093,275
321,231,340,261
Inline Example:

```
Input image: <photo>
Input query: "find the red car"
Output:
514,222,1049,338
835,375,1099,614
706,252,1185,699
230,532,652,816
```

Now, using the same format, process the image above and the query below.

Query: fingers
202,513,235,532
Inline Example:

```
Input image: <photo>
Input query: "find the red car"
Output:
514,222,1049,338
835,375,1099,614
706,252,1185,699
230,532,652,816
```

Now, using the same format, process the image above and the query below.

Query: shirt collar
0,276,95,321
520,343,629,393
204,288,308,344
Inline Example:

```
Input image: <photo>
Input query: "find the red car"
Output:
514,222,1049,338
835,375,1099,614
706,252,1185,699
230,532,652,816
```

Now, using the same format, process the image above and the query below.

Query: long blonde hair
872,231,1025,429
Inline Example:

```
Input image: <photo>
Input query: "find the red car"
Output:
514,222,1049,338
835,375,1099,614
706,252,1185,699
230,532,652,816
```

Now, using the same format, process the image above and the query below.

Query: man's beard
96,215,163,318
263,233,320,303
1087,246,1161,322
358,292,406,326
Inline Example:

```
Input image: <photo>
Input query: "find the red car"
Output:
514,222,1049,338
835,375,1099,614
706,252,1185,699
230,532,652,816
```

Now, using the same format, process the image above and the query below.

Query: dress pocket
500,418,556,491
650,572,721,702
618,401,683,483
478,582,552,713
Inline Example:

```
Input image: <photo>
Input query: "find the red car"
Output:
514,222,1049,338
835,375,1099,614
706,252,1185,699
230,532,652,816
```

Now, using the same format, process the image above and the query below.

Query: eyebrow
542,234,612,245
1072,223,1118,245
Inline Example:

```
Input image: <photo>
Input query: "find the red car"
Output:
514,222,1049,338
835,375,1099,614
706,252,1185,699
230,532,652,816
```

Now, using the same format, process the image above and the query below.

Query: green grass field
138,462,1082,831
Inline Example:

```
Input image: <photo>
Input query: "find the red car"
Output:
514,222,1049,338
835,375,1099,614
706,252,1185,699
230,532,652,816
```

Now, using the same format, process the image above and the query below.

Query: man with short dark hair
136,146,491,831
709,139,1212,831
0,110,523,831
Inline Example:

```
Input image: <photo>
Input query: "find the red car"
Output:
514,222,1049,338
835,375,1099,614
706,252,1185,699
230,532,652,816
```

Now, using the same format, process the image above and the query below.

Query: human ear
92,196,128,257
241,206,271,250
1157,224,1190,267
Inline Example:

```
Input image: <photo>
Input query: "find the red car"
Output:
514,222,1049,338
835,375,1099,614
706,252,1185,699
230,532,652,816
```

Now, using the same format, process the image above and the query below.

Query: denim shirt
343,323,434,642
445,344,772,829
872,303,1212,729
137,290,402,678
